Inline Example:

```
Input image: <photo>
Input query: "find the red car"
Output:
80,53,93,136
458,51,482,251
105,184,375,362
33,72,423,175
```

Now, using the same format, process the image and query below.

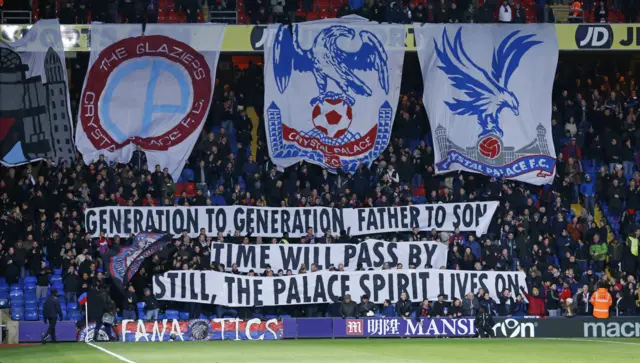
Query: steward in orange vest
589,285,612,319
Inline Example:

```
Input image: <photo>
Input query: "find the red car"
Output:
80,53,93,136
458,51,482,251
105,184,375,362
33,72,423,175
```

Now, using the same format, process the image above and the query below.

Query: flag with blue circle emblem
415,24,558,185
264,16,405,173
75,23,225,181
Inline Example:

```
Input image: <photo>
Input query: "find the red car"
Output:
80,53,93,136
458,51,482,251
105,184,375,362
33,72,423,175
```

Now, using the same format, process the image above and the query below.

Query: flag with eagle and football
415,24,559,185
264,16,405,173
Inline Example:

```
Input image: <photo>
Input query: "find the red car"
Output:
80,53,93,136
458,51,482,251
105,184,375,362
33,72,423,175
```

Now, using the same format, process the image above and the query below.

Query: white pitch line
87,342,138,363
542,338,640,346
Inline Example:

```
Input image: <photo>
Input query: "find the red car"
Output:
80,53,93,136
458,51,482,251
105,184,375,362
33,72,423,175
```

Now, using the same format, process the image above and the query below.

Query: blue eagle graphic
435,28,542,137
272,24,389,107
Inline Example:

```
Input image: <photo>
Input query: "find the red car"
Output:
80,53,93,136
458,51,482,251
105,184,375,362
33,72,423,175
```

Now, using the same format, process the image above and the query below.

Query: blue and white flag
415,25,558,185
75,24,225,181
264,16,405,172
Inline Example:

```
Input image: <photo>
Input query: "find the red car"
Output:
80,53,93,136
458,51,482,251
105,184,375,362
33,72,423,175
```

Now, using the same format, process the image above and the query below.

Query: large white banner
211,240,448,273
415,25,558,185
86,202,498,238
264,16,405,173
75,24,225,180
153,269,527,307
0,19,75,167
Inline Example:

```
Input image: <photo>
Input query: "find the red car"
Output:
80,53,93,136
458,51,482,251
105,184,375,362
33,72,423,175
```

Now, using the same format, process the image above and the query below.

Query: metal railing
551,6,584,23
0,10,33,24
209,10,238,24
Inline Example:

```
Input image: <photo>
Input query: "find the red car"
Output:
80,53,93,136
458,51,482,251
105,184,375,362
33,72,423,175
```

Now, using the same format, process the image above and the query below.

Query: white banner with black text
86,202,499,238
211,239,448,273
153,269,527,307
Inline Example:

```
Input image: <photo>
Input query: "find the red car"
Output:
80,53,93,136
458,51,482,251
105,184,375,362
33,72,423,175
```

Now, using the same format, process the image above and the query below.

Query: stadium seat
0,298,8,308
67,302,78,311
50,275,63,284
10,284,22,291
24,285,36,293
165,310,179,320
9,290,23,299
137,302,146,318
182,168,195,181
53,268,62,276
68,311,82,321
24,295,38,305
11,311,24,321
179,312,190,320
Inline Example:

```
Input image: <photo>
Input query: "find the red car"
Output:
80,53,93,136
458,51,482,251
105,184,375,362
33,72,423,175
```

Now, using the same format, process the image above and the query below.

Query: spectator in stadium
431,294,448,317
498,0,512,22
462,292,479,316
417,299,431,320
143,287,160,320
358,295,376,317
594,1,608,23
340,294,358,318
546,283,561,316
380,299,395,317
520,286,546,317
123,285,138,320
396,292,412,319
590,283,613,318
498,289,515,316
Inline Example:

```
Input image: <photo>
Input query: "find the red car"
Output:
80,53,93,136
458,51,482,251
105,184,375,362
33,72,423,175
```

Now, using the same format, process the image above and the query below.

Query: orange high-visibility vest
571,1,582,17
590,288,612,319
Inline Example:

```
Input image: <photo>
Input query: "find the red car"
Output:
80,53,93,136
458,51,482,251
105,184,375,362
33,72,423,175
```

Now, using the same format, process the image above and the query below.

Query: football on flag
311,98,353,139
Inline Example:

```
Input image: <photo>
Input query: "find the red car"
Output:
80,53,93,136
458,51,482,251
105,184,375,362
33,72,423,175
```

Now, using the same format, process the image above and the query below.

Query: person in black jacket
122,285,137,320
396,292,412,319
340,294,358,318
475,306,494,338
42,289,63,344
498,289,515,316
431,294,448,317
143,288,160,320
357,295,376,317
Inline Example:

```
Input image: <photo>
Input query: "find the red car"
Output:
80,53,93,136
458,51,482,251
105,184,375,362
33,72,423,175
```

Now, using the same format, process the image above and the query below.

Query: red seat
185,183,197,197
174,183,186,197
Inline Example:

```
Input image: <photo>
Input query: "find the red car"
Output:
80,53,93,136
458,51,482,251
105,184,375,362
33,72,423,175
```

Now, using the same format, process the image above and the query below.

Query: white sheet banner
211,239,448,273
153,269,527,307
86,202,498,238
264,15,405,173
75,23,225,180
415,24,558,185
0,19,75,167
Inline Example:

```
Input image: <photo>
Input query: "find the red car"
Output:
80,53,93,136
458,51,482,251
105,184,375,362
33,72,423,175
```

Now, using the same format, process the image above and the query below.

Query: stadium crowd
2,0,640,24
2,25,640,332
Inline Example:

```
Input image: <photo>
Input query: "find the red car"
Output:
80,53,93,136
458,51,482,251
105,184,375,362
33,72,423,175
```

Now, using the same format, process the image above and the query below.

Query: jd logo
575,25,613,49
249,26,267,50
618,26,640,47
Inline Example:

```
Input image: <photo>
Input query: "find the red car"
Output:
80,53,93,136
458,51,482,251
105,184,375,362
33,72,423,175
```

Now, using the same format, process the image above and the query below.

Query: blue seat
179,312,190,320
10,285,22,291
165,310,179,320
0,283,8,293
24,285,36,293
137,302,146,318
53,269,62,276
0,291,7,299
11,311,24,321
209,315,217,319
0,277,6,284
182,168,195,181
67,302,78,311
24,277,37,284
68,311,82,321
50,275,62,284
9,289,23,298
24,295,37,305
0,298,8,308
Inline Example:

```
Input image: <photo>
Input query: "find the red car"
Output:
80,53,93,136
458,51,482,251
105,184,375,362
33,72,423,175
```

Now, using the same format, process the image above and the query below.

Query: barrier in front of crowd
2,24,640,52
13,316,640,342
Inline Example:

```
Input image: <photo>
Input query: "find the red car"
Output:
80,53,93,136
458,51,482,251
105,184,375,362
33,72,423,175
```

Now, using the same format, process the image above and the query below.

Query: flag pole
85,298,90,343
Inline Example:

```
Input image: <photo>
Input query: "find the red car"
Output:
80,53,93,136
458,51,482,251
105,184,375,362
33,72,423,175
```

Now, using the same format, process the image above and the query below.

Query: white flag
0,19,75,166
415,24,558,185
75,24,225,180
264,16,405,172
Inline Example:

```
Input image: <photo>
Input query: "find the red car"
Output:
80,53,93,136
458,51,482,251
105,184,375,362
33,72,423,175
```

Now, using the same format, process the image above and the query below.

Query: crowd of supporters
2,0,640,24
1,50,640,324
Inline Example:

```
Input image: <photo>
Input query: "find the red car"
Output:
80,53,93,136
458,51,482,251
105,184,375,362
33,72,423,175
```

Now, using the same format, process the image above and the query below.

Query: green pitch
2,338,640,363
